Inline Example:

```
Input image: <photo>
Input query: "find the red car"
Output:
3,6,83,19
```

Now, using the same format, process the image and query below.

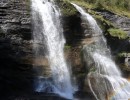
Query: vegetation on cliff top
56,0,78,16
83,0,130,10
68,0,130,17
57,0,130,40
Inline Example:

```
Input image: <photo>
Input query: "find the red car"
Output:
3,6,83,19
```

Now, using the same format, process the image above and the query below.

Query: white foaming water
31,0,73,99
72,3,130,100
72,5,101,35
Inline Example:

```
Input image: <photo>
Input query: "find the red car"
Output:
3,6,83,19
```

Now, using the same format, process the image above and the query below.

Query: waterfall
31,0,73,99
72,3,130,100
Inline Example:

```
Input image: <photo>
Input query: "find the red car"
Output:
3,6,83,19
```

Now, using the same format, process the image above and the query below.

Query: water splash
31,0,73,99
72,3,130,100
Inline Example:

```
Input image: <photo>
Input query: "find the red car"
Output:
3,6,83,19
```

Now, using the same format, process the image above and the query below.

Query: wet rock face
94,10,130,75
86,72,115,100
0,0,34,96
62,14,83,45
0,0,31,40
96,10,130,35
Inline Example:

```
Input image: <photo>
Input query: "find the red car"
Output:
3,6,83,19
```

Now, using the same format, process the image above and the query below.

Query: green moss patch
57,0,78,16
64,44,71,50
108,28,128,39
117,53,130,57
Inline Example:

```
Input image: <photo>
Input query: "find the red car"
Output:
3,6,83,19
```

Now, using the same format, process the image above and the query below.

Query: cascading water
31,0,73,99
72,3,130,100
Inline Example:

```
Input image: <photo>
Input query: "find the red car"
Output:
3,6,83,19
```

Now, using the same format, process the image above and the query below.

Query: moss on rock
108,28,128,39
56,0,78,16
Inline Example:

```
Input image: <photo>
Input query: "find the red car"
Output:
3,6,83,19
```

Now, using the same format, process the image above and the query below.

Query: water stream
72,3,130,100
31,0,73,99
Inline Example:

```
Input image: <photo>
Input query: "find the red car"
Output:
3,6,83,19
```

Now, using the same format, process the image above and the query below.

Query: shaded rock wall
0,0,34,96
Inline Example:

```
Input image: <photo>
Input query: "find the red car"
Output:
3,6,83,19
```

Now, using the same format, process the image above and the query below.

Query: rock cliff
0,0,130,99
0,0,33,98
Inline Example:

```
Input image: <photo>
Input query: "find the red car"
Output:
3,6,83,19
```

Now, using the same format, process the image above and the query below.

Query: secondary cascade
72,3,130,100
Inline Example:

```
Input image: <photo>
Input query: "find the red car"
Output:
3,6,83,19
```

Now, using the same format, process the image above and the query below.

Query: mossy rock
117,53,130,57
108,28,128,39
64,44,71,50
56,0,78,16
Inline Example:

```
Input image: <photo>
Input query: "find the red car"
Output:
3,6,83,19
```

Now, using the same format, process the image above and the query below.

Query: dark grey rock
0,0,34,97
96,10,130,35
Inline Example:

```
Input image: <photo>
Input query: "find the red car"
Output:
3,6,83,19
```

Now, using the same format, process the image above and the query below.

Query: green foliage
117,52,130,57
84,0,130,10
56,0,78,16
108,28,128,39
70,0,94,9
64,45,71,50
68,0,130,17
